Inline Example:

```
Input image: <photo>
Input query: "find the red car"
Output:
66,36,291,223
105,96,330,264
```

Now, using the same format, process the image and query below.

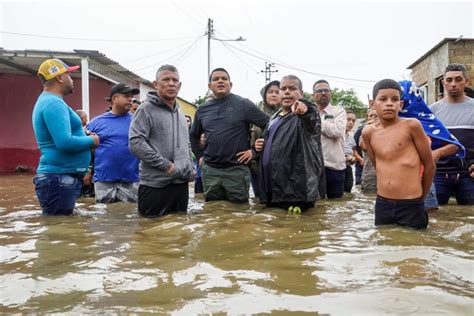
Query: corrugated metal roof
0,48,152,85
0,47,195,107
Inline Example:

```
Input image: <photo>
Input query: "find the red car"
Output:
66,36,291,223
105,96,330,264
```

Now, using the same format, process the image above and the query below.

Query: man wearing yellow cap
32,59,100,215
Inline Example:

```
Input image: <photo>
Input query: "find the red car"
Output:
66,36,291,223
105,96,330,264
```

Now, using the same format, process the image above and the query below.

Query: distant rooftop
407,37,474,69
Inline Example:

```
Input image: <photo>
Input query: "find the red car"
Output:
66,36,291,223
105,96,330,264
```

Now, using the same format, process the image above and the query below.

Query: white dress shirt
319,104,347,171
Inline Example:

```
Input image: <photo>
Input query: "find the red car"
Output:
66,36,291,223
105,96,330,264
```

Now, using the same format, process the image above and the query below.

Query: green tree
330,88,367,117
193,95,208,106
303,92,313,102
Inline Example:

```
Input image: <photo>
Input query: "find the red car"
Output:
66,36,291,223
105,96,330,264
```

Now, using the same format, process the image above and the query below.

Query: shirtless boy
362,79,435,229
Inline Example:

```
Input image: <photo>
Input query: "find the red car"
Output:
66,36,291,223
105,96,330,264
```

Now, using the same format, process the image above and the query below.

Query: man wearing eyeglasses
313,80,347,199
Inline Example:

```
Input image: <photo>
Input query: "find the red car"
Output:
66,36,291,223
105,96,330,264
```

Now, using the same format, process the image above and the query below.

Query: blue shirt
32,92,93,174
87,111,139,182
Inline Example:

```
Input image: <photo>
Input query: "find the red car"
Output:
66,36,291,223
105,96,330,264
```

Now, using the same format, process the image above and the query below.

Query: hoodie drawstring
176,110,180,149
171,111,175,161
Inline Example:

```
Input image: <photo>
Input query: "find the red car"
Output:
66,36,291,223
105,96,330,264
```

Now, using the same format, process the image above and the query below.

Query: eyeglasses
314,88,330,94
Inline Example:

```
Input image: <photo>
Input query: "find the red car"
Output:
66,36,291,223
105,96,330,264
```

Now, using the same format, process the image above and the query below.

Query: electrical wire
133,35,205,73
167,0,206,28
172,36,205,66
124,38,200,64
214,30,377,83
219,41,263,75
0,30,196,43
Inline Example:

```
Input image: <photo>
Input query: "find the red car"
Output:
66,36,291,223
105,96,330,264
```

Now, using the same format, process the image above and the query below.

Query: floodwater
0,174,472,315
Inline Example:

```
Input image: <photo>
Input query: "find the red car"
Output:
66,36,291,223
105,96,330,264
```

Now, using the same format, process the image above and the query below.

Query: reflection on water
0,174,472,314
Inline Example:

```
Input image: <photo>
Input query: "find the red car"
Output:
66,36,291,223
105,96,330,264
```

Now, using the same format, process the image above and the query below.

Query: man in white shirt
313,80,347,198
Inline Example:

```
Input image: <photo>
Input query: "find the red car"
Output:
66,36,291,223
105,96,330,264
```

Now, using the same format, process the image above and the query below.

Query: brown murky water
0,174,473,314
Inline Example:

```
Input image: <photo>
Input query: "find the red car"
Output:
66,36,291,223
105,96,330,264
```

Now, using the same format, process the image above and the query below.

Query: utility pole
206,18,214,81
205,18,245,94
260,62,278,84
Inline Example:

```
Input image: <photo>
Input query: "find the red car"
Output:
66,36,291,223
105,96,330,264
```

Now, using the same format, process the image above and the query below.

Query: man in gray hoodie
129,65,194,217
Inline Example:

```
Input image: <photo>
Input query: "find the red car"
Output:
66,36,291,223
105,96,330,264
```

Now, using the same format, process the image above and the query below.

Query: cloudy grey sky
1,0,472,104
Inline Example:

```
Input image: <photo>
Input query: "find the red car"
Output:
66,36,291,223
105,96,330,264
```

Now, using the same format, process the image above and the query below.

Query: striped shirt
430,97,474,173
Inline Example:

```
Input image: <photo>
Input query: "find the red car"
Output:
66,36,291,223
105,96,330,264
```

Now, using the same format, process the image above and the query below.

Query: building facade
408,38,473,105
0,49,196,172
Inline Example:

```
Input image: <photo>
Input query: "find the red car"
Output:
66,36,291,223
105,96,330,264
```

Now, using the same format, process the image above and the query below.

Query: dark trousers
138,183,188,217
325,167,345,199
355,162,363,185
251,174,260,198
434,172,474,205
375,195,428,229
344,165,354,193
194,177,203,194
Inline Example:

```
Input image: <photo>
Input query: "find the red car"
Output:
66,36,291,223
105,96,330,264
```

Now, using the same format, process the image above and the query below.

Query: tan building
407,37,474,105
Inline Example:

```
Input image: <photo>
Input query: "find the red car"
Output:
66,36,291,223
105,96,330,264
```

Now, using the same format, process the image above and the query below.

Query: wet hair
281,75,303,91
445,63,467,78
312,79,330,91
156,64,179,80
372,79,402,99
209,68,230,83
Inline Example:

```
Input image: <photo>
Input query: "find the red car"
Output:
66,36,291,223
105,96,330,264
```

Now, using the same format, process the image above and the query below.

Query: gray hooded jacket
129,91,194,188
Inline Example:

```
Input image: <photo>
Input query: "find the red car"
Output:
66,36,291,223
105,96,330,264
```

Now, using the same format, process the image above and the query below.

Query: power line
222,40,377,83
219,41,262,75
167,0,206,28
124,37,201,64
133,35,205,73
0,30,196,43
173,36,205,66
188,3,209,21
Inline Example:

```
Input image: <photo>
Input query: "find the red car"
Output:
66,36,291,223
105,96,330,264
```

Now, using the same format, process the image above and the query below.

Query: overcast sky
1,0,472,104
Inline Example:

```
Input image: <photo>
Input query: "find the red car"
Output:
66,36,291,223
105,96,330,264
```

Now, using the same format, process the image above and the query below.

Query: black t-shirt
190,94,269,168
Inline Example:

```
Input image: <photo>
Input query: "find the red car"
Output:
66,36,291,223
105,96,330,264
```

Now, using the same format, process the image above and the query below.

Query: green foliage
303,89,367,117
331,88,367,117
193,95,208,106
303,92,313,102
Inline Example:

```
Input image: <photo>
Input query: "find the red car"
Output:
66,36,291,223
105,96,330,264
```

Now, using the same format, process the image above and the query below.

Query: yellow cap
37,59,80,81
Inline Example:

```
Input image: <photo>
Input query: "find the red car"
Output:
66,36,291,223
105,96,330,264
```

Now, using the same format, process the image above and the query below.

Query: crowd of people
31,59,473,229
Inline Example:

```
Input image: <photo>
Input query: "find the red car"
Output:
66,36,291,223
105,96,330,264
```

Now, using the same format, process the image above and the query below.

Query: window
435,76,444,101
420,83,428,103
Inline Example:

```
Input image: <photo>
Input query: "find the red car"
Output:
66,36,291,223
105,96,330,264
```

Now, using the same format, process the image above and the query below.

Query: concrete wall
177,99,197,120
411,40,474,105
410,43,449,105
448,40,474,77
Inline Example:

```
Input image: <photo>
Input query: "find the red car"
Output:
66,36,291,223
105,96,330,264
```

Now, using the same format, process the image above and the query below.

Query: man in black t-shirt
190,68,269,202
